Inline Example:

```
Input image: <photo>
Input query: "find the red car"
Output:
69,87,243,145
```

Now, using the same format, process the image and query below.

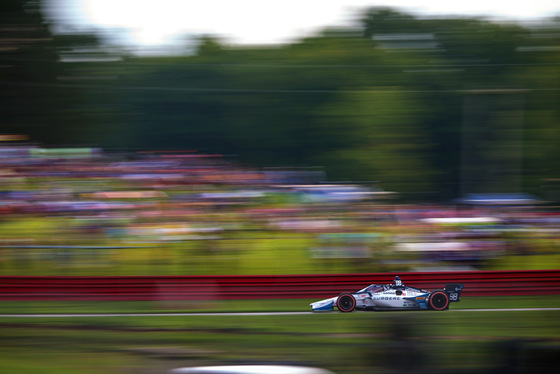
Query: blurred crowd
0,145,559,274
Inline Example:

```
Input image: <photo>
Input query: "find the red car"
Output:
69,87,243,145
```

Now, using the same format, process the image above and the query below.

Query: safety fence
1,270,559,301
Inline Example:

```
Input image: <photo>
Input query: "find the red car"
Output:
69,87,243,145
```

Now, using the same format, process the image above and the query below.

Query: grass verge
1,296,559,373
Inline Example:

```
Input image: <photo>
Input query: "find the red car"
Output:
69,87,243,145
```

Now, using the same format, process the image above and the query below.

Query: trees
6,3,558,199
312,89,436,194
0,0,61,143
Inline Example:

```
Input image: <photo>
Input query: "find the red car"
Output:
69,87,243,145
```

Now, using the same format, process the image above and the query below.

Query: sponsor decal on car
416,297,426,300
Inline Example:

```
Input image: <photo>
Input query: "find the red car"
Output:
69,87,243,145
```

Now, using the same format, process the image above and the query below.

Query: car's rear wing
444,284,464,302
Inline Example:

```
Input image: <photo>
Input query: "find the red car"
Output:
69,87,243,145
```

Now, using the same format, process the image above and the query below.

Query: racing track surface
2,308,560,318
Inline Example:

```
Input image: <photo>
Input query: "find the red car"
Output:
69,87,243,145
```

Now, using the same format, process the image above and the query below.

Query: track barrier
1,270,559,301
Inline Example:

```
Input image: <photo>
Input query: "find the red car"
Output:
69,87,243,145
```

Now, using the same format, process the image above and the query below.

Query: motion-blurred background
1,1,559,373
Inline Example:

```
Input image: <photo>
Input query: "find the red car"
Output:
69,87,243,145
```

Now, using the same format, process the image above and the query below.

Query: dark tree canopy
3,2,560,199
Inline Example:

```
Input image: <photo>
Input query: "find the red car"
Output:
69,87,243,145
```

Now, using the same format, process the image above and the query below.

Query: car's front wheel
336,293,356,312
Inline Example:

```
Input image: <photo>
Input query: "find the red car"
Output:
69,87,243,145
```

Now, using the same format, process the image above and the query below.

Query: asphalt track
1,308,560,318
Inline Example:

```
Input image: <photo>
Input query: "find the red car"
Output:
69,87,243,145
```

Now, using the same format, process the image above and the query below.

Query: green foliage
0,0,62,142
312,89,435,192
4,2,560,198
1,215,557,276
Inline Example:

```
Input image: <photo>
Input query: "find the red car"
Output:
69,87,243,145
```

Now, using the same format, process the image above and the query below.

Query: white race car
310,276,463,312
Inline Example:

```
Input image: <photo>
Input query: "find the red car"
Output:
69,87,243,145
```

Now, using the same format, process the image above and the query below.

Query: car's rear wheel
336,293,356,312
428,290,449,310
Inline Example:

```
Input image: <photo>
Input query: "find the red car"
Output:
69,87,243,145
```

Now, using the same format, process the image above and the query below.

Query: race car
310,276,463,312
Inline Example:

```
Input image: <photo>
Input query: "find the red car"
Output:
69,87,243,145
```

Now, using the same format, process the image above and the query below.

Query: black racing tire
428,290,450,311
336,293,356,312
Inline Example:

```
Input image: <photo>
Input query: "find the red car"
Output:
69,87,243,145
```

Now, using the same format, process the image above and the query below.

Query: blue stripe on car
313,303,334,311
404,293,430,309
